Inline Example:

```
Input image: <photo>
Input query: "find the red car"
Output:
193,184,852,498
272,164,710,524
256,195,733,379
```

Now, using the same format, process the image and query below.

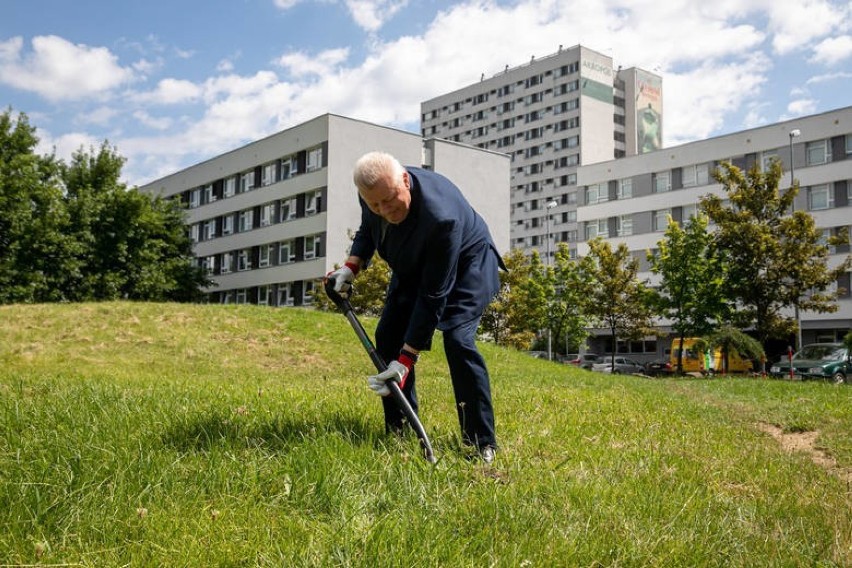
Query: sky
2,0,851,187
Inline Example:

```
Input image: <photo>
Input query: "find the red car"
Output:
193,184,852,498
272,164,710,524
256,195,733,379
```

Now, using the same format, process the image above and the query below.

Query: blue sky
3,0,851,186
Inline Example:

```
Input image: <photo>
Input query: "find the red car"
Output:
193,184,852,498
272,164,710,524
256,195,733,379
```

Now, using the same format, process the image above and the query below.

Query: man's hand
367,360,408,396
366,350,416,396
325,262,358,297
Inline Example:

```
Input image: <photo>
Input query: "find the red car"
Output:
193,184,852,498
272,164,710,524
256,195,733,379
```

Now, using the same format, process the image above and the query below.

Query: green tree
694,325,764,375
0,109,76,303
481,249,531,348
61,142,209,302
313,256,391,317
550,242,591,354
700,160,852,349
583,238,654,372
648,214,730,373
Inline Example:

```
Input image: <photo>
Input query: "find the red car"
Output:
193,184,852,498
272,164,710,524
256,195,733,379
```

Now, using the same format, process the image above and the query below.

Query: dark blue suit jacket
350,167,503,350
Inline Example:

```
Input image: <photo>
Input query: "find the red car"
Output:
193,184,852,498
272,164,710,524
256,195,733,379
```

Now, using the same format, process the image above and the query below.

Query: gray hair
353,151,405,191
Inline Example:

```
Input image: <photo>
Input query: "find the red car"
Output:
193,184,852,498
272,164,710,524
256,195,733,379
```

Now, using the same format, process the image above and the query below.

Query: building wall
139,114,510,306
575,106,852,353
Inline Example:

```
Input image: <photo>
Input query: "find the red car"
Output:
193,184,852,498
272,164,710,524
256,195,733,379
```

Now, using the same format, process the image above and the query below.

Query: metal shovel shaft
325,281,436,463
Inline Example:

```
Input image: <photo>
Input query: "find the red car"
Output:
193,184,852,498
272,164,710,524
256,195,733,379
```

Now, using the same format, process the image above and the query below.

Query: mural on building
635,70,662,153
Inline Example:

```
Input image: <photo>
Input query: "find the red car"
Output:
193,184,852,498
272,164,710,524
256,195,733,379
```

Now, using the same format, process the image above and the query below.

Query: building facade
420,44,662,262
139,114,510,306
575,106,852,358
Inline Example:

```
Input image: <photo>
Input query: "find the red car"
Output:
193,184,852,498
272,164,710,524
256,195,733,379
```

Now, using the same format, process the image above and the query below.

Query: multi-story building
575,106,852,359
421,44,662,262
139,113,510,306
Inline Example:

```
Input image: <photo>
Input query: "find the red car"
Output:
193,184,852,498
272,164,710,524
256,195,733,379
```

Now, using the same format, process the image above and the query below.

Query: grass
0,302,850,567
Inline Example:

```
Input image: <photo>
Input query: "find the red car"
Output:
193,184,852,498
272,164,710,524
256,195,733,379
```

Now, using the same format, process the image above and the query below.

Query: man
326,151,503,463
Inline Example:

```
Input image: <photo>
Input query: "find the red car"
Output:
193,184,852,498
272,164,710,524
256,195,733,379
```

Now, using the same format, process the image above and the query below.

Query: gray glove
367,360,409,397
325,263,356,297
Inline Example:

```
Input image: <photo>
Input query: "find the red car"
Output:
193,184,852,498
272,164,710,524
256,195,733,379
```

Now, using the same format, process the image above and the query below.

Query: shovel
324,280,436,464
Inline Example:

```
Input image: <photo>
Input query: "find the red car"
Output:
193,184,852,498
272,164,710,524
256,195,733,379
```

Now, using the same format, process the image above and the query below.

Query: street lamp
789,128,802,352
545,200,558,360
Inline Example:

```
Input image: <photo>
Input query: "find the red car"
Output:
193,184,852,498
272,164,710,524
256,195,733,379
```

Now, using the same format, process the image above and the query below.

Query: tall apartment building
139,114,510,306
421,44,662,261
575,106,852,358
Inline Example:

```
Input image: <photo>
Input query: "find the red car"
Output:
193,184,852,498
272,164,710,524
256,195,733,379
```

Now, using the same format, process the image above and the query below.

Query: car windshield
795,345,846,360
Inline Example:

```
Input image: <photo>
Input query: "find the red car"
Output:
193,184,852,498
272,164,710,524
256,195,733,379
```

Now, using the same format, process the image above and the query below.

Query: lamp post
545,200,558,361
789,128,802,353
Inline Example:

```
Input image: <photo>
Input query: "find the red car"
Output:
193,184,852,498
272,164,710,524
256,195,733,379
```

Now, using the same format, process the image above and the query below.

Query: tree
0,109,76,303
61,142,209,302
647,214,730,373
582,238,654,372
313,255,391,317
694,325,764,375
480,248,544,350
550,242,591,354
700,160,852,349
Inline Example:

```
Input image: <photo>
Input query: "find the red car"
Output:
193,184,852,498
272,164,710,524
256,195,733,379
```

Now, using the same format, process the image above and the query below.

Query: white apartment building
421,44,662,262
576,106,852,358
139,114,510,306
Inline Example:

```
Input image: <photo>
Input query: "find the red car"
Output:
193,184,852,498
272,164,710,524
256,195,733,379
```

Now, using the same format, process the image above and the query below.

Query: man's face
359,171,412,225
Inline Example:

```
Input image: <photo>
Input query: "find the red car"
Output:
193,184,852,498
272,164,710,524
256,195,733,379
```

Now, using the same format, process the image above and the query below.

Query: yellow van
670,337,753,375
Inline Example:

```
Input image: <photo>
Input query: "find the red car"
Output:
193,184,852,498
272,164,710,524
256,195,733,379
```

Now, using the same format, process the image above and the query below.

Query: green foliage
648,214,730,373
1,302,850,566
583,238,654,371
550,242,592,352
0,109,209,304
700,160,852,347
480,248,539,349
313,256,391,316
695,325,765,374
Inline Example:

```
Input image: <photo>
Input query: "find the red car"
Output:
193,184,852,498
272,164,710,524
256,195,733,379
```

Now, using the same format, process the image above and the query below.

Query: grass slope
0,302,849,567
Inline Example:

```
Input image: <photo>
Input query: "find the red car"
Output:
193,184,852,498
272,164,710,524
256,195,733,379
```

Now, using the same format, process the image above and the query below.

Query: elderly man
327,151,503,462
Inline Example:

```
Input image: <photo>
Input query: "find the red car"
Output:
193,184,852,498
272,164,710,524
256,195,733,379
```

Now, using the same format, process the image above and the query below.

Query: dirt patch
757,422,851,484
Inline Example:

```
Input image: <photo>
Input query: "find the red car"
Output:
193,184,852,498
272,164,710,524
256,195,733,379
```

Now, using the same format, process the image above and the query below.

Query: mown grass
0,302,849,567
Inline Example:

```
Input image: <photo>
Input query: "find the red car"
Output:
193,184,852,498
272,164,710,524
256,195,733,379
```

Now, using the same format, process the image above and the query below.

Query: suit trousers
375,300,496,450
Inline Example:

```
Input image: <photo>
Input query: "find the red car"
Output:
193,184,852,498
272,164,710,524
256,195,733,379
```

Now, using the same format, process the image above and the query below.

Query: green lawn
1,302,849,566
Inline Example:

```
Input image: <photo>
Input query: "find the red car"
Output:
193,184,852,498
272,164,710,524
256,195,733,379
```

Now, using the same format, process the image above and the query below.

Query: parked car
643,358,674,377
565,353,600,370
769,343,850,384
525,350,550,360
592,356,645,374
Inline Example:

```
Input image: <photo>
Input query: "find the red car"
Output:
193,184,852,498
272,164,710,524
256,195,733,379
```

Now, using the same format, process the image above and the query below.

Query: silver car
592,356,645,374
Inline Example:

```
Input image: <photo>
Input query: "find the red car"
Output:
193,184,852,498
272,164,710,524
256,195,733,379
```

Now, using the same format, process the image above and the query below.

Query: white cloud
783,98,818,119
217,59,235,72
277,48,349,77
274,0,302,8
742,102,770,129
35,129,102,161
0,35,135,101
806,70,852,84
76,106,120,127
767,0,847,54
345,0,409,33
810,35,852,65
133,110,173,130
132,78,202,105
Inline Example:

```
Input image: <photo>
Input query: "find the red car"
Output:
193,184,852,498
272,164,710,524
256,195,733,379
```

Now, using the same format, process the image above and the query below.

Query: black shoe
479,446,496,464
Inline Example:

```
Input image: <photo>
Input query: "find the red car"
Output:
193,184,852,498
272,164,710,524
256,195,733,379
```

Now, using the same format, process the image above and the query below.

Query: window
259,244,272,268
280,156,294,180
236,289,248,304
262,163,276,186
237,249,251,271
278,283,294,306
809,184,832,210
258,285,270,306
846,134,852,155
303,281,316,305
190,224,200,243
617,178,632,199
682,204,698,222
306,190,321,215
306,146,323,172
204,220,216,240
279,240,295,264
239,209,254,232
222,215,234,235
280,197,297,222
652,171,671,193
585,183,608,205
203,184,214,204
224,177,236,198
260,203,275,227
189,189,200,208
818,228,836,254
565,210,577,222
617,215,632,236
682,163,710,187
585,219,607,240
806,140,829,166
653,209,671,232
203,256,216,274
221,252,233,274
240,170,255,192
760,150,778,172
